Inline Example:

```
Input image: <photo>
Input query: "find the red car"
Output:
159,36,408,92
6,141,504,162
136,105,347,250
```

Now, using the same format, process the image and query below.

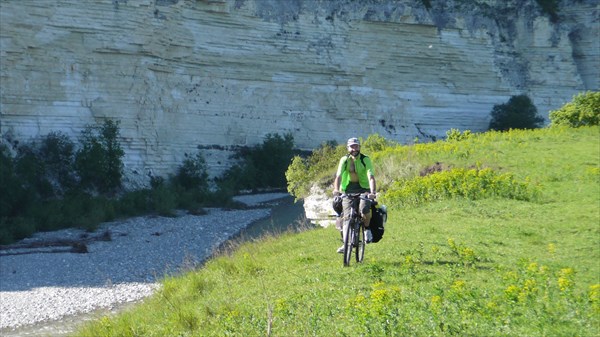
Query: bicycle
341,193,374,267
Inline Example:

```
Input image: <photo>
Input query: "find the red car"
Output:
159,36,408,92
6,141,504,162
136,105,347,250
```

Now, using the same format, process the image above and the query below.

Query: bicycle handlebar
340,193,378,205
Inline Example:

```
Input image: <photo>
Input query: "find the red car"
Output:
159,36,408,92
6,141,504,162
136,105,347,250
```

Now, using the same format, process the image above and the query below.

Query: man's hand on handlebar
333,191,376,200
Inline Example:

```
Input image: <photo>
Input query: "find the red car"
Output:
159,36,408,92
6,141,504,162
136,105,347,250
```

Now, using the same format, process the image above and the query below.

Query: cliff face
1,0,598,185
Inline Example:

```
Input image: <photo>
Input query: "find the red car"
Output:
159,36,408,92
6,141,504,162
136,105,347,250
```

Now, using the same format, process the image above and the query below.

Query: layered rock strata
1,0,597,185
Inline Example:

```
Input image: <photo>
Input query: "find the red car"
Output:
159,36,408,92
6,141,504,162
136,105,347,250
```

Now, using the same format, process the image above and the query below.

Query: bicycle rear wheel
343,220,354,267
355,224,365,263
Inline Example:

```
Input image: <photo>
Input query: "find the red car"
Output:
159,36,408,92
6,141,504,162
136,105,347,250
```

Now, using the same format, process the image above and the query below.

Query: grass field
76,126,599,336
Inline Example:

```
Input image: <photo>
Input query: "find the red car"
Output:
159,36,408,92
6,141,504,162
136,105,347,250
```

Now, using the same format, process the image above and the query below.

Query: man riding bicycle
332,137,377,253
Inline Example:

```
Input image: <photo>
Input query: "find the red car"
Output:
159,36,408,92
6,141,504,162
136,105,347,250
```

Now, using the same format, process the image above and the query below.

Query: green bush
61,193,114,231
252,133,295,188
489,95,544,131
382,167,540,208
150,185,178,217
285,156,311,200
75,119,124,195
0,217,36,245
218,133,295,193
39,131,77,193
14,144,54,199
0,119,128,243
362,133,398,152
0,145,29,219
549,91,600,127
445,129,473,142
117,189,152,216
0,124,298,244
174,152,209,192
285,140,345,200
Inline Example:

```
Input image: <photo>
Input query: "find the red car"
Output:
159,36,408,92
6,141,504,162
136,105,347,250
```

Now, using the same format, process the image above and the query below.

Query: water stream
238,195,307,239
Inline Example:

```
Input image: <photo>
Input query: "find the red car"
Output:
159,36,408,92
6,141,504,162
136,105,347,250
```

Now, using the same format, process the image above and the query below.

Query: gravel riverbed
0,193,289,334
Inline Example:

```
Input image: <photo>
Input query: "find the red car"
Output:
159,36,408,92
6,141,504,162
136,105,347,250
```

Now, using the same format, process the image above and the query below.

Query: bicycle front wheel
343,220,354,267
356,224,365,263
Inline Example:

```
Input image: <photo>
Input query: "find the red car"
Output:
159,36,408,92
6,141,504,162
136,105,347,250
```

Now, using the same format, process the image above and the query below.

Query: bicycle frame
342,193,368,267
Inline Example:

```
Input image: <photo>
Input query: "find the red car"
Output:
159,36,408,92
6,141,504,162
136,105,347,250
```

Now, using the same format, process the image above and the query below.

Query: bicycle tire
356,223,365,263
343,219,354,267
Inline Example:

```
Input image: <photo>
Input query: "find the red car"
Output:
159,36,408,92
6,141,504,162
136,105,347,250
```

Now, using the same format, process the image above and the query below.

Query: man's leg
338,197,353,253
360,197,373,243
363,212,372,228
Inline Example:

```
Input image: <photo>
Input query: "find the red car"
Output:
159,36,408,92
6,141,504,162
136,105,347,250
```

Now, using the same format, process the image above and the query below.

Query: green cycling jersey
335,153,375,192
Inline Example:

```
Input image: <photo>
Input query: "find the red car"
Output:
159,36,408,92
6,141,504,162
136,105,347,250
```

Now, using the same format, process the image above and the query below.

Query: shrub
0,120,125,243
286,156,311,200
75,119,124,195
252,133,295,188
218,133,295,192
489,95,544,131
0,217,35,244
149,185,178,217
117,189,152,216
0,219,15,245
14,144,54,199
0,145,29,219
174,152,209,192
1,119,228,244
58,192,114,231
549,91,600,127
39,131,77,193
6,132,77,202
445,129,473,142
305,141,345,181
382,168,540,208
216,164,245,196
362,133,398,152
285,140,346,199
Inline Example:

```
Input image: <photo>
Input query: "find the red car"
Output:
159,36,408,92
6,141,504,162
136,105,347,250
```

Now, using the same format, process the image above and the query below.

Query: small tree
75,119,124,194
488,95,544,131
251,133,295,188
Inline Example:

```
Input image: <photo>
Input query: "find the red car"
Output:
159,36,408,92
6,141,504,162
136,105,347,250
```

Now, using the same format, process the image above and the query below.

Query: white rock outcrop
304,184,337,227
1,0,598,185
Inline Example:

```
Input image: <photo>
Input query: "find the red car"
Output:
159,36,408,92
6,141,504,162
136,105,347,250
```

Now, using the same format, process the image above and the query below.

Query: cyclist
332,137,377,253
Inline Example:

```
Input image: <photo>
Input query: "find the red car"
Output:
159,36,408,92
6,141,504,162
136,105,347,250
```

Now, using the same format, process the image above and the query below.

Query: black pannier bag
332,196,343,216
369,204,387,243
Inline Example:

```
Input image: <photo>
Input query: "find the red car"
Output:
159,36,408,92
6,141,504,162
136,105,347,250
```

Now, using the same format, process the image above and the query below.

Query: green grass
75,127,599,336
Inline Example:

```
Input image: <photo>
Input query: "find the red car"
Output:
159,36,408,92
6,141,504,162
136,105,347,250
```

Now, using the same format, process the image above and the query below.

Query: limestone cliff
1,0,598,186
